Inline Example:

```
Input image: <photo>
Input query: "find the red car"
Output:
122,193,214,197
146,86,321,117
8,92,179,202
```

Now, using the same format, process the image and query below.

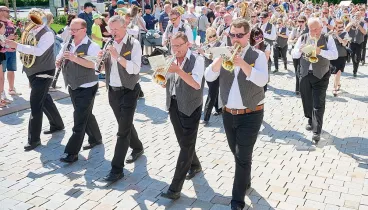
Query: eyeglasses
323,12,328,14
172,42,187,48
69,28,85,33
229,32,246,39
251,16,256,18
253,34,263,40
208,34,216,39
298,20,305,23
220,12,226,14
170,17,179,21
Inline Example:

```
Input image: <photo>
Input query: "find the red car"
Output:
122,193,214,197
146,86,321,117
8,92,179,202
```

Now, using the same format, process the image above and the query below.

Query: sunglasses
298,20,305,23
220,12,226,14
208,34,216,39
170,17,178,21
253,35,263,40
229,32,246,39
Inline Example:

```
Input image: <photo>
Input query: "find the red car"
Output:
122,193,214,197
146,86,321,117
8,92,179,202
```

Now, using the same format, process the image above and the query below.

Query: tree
12,0,17,19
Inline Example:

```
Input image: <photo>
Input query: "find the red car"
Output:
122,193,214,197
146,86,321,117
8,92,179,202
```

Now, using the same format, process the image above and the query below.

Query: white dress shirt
16,25,54,56
56,35,101,88
110,34,142,87
260,22,277,41
278,27,290,37
171,49,204,96
162,20,194,45
217,25,230,45
205,44,269,109
291,34,339,66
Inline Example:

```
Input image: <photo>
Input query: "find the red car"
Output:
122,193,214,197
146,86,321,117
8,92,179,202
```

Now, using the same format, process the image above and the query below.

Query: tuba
20,9,46,68
222,42,242,71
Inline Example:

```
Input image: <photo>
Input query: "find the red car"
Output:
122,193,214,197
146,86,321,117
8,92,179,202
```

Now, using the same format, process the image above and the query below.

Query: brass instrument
342,14,350,22
222,42,242,71
301,36,318,63
238,2,249,20
95,36,115,73
20,9,46,68
152,54,176,86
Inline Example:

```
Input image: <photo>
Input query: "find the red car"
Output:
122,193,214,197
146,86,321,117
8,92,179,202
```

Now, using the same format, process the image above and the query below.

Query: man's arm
15,30,54,56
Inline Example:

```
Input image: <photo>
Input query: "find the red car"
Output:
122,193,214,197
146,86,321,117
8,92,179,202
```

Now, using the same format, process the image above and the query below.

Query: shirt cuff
16,44,23,53
319,50,329,59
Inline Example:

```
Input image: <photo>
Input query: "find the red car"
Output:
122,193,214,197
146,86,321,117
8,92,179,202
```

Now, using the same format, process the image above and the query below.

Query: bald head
71,18,87,28
307,18,322,28
0,6,10,19
308,18,322,37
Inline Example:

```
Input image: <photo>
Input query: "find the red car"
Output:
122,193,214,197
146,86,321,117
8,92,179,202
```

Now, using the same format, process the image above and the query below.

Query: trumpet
342,14,350,22
301,36,318,63
222,42,242,71
95,36,115,73
153,54,176,86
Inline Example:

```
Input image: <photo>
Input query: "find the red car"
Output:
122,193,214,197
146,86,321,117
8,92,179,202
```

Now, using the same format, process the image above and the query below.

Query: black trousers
222,110,264,209
350,42,362,74
361,35,367,61
109,84,143,173
64,84,102,155
273,45,288,70
300,71,330,134
203,78,221,121
27,70,64,143
293,58,300,92
169,98,202,192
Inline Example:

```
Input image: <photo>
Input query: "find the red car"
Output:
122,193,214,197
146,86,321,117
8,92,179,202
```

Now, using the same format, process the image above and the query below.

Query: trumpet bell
153,69,167,86
309,56,318,63
222,58,235,71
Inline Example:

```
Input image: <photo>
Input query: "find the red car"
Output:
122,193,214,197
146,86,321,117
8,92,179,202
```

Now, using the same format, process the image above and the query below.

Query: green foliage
0,0,48,7
50,23,65,33
53,15,67,25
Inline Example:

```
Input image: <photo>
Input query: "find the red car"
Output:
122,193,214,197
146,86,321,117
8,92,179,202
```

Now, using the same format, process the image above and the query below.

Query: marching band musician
289,15,308,95
258,12,276,79
273,18,289,73
197,27,223,124
345,11,367,77
5,8,64,151
330,19,350,97
216,14,233,46
100,15,144,182
56,18,102,163
291,18,338,143
205,19,268,210
160,32,204,200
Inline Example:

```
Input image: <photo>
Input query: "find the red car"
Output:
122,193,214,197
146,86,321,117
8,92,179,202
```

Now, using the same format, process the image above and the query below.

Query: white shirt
278,26,290,37
171,49,205,96
205,44,269,109
260,22,277,41
16,25,54,56
217,25,230,45
109,34,142,87
291,34,338,68
56,35,101,88
162,20,194,45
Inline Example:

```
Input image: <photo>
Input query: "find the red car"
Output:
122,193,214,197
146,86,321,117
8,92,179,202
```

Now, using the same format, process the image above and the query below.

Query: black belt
109,86,126,91
308,70,313,74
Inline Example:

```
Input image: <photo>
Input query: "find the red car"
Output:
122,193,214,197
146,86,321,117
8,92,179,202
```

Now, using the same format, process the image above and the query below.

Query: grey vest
263,23,274,45
204,41,221,67
299,34,330,79
62,40,98,90
276,27,288,48
105,36,140,90
166,54,204,116
349,22,365,44
23,27,55,76
334,32,348,57
219,47,265,110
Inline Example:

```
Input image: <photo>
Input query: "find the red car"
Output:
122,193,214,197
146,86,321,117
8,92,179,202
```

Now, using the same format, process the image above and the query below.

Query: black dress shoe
83,141,102,150
185,167,202,180
126,150,144,164
103,172,124,182
213,110,223,116
24,141,41,151
60,154,78,163
312,134,320,143
161,189,180,200
139,90,144,98
273,69,279,73
296,91,300,95
353,73,357,77
305,124,313,131
231,206,243,210
43,127,64,135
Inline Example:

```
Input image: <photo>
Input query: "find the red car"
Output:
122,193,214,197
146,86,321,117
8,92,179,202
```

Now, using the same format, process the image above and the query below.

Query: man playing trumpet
160,32,205,200
291,18,338,143
205,19,268,210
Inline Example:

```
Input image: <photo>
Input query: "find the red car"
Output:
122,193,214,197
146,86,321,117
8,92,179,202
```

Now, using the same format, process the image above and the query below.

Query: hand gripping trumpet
95,36,115,73
301,36,318,63
222,42,242,71
152,54,177,86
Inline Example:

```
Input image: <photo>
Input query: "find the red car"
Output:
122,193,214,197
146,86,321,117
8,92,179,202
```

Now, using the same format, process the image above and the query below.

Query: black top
207,9,215,24
78,12,93,35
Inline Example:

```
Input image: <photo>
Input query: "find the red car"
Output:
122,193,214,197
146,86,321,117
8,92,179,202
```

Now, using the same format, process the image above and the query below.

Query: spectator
58,14,76,42
143,5,158,30
0,22,8,108
78,2,94,36
182,5,198,43
0,6,21,96
159,4,171,33
154,0,163,21
101,13,111,43
91,14,104,48
109,0,118,17
207,2,216,24
198,7,210,43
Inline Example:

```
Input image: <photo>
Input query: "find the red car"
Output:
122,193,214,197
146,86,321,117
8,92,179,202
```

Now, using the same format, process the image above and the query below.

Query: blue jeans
198,30,206,44
2,51,17,72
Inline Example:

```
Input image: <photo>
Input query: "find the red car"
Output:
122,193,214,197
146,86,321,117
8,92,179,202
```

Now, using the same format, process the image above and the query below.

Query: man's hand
63,51,77,62
55,59,62,68
7,34,17,40
233,55,247,69
5,39,17,49
168,63,181,73
107,45,119,59
315,47,321,55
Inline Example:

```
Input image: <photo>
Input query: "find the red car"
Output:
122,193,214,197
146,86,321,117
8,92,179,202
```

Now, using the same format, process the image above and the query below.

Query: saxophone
20,9,46,68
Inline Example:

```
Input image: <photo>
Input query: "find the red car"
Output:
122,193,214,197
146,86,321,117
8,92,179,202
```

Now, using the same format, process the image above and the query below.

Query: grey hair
108,15,125,26
307,17,322,27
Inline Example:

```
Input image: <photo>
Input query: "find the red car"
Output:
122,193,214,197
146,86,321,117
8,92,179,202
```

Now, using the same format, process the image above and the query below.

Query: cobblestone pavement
0,52,368,210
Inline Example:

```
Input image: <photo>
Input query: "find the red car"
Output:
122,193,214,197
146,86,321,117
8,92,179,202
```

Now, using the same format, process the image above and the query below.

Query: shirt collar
115,33,129,45
73,35,90,47
185,49,192,60
241,43,250,57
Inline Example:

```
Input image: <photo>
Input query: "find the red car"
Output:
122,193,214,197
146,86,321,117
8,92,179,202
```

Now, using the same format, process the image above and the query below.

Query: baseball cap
144,5,152,10
260,12,268,18
226,5,234,11
117,0,125,5
92,13,102,20
131,0,140,6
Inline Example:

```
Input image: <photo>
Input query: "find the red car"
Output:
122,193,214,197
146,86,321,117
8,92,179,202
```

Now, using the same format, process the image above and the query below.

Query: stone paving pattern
0,52,368,210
